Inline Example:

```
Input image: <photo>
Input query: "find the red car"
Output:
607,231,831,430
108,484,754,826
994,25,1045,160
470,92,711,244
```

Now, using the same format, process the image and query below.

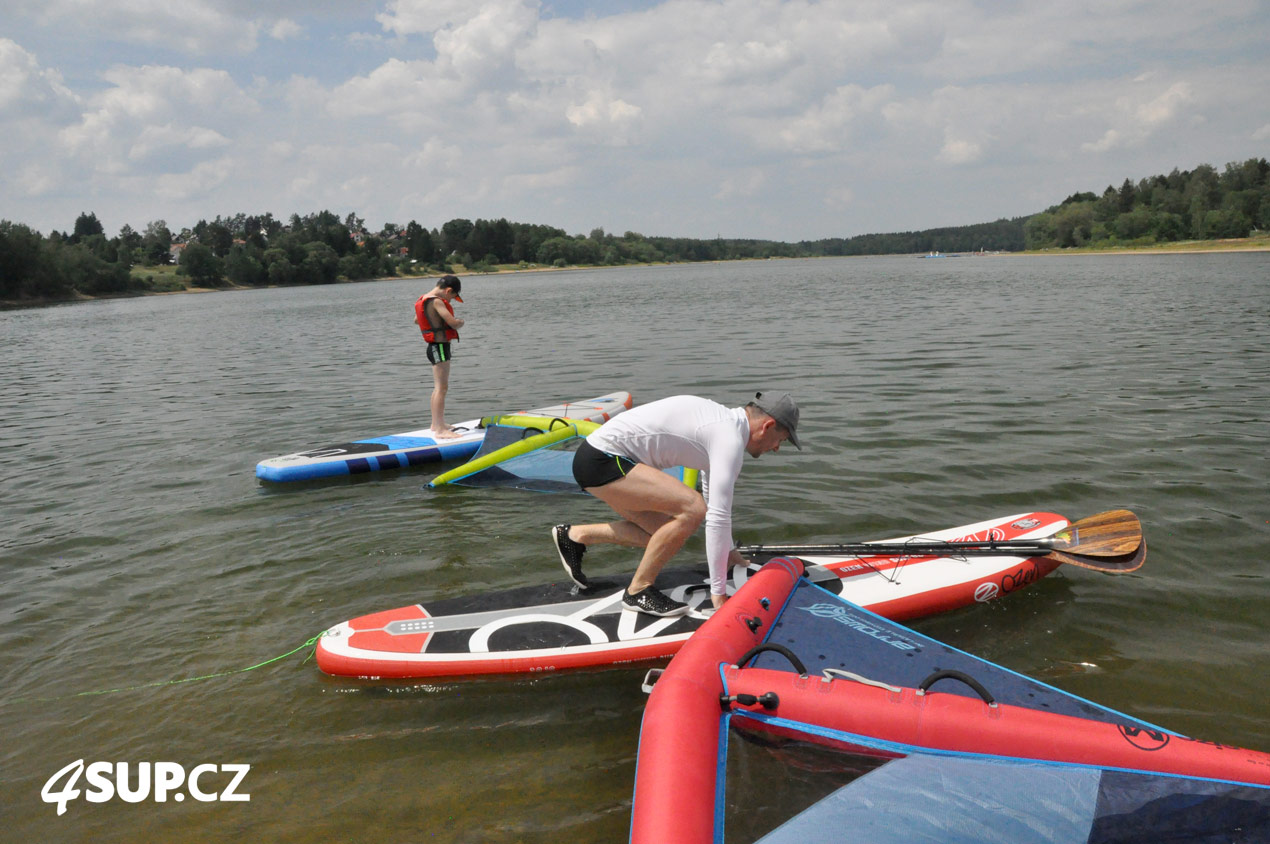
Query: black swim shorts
426,342,453,365
573,439,638,489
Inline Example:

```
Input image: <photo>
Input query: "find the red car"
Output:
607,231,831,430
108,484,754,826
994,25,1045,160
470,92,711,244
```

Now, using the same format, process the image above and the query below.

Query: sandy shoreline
1020,238,1270,256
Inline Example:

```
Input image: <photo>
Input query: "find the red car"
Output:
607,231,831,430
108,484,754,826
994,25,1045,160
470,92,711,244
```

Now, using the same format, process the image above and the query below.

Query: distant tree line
0,210,1030,303
3,158,1266,304
1024,158,1270,249
0,208,1027,304
0,213,155,300
801,216,1028,256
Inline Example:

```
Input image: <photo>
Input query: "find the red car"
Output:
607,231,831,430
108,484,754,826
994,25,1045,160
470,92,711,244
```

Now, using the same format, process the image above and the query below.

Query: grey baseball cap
752,391,802,449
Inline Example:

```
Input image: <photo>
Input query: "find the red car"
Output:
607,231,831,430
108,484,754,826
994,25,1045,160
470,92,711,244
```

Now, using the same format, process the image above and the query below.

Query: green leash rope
4,633,324,706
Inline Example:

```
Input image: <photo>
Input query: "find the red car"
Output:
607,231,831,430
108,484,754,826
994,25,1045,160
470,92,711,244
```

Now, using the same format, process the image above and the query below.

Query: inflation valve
720,691,780,711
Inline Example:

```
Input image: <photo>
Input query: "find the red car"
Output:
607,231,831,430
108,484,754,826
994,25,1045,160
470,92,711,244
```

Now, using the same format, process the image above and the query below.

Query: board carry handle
733,643,808,676
916,669,997,706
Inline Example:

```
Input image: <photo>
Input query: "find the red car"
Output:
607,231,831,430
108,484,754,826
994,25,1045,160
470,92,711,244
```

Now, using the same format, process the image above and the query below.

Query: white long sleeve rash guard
585,395,748,596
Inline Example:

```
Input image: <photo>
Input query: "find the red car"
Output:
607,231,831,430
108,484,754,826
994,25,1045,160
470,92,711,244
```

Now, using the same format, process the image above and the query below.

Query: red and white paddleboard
315,512,1068,679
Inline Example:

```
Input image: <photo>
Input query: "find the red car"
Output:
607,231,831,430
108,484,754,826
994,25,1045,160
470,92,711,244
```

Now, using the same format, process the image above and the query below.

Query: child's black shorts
426,342,452,365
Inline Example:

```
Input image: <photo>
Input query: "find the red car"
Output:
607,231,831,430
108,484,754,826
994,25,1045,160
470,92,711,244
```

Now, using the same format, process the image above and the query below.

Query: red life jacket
414,292,459,343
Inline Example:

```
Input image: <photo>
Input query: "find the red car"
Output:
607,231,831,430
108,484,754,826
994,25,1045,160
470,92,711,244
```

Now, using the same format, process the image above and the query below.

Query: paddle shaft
741,510,1140,559
740,539,1065,558
743,540,1146,573
739,510,1146,573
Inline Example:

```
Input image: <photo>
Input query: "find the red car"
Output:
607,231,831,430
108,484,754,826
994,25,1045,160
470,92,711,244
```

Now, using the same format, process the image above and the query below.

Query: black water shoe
552,524,589,588
621,585,689,617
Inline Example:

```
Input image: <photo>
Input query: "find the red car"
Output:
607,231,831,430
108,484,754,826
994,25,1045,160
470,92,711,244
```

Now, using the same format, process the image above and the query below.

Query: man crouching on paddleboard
552,392,801,617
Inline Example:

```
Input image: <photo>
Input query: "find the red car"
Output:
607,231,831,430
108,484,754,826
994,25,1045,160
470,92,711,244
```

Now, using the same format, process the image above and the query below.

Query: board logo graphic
999,564,1040,594
1118,725,1171,751
800,604,918,651
953,527,1006,543
974,582,1000,602
1010,518,1041,530
41,760,251,816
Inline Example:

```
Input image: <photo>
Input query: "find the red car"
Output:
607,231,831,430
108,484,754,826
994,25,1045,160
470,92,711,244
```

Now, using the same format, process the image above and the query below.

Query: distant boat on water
919,250,958,258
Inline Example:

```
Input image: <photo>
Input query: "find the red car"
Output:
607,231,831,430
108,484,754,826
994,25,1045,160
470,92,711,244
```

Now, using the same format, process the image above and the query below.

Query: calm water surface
2,254,1267,842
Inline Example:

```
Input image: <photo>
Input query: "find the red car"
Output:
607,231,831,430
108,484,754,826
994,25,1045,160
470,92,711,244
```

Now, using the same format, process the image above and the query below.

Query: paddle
738,509,1146,573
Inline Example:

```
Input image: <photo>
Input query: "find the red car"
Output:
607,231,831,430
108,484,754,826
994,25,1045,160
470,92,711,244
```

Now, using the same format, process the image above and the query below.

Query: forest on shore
2,157,1266,304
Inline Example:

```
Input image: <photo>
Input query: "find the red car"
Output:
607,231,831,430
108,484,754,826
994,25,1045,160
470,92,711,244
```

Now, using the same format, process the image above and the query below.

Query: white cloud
432,0,540,78
823,184,855,209
929,1,1263,80
0,40,81,199
715,168,767,200
775,84,893,155
502,164,580,195
327,59,446,118
330,1,541,120
154,155,232,200
270,19,304,40
402,137,464,172
565,89,642,144
700,39,798,85
1137,82,1195,126
882,5,946,63
1081,81,1195,153
11,161,65,197
129,124,230,162
375,0,493,36
19,0,260,54
279,74,330,113
937,136,982,165
0,38,78,118
56,65,257,187
3,1,1268,238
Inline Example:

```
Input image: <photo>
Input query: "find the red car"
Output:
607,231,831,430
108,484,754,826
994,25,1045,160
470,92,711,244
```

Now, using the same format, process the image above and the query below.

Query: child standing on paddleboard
414,275,466,438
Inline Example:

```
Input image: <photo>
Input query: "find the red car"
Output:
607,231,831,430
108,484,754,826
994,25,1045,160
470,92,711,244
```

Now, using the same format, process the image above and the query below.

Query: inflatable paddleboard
316,512,1068,679
255,391,632,482
630,556,1270,844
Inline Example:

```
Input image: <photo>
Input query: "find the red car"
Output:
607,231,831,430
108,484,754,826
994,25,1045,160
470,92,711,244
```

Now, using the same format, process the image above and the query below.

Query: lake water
2,254,1267,842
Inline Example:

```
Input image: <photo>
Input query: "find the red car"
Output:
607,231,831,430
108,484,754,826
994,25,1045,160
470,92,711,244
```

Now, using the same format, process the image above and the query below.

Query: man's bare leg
567,517,666,549
577,464,706,594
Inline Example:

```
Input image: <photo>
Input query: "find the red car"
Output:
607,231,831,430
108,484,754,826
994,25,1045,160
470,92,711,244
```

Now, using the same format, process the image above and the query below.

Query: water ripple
2,254,1267,841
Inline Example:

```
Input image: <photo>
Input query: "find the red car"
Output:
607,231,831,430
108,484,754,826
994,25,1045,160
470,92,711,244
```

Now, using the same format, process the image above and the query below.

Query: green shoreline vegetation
3,157,1267,308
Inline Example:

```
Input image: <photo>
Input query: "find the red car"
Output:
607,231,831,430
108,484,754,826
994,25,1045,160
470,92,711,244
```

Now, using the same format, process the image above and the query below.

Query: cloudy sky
3,0,1268,241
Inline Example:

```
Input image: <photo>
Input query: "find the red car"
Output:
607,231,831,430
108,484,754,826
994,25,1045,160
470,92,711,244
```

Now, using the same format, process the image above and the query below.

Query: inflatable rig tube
629,557,806,844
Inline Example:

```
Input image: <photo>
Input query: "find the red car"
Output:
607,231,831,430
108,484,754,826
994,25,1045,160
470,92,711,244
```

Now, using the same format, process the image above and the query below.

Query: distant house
169,243,187,263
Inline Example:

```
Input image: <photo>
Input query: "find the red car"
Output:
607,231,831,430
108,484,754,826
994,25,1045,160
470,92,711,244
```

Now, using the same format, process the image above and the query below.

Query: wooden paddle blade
1049,509,1142,557
1045,539,1146,573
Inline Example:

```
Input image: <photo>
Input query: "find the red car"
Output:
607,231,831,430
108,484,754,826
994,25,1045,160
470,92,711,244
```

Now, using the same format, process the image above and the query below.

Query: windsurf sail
630,558,1270,844
429,418,698,493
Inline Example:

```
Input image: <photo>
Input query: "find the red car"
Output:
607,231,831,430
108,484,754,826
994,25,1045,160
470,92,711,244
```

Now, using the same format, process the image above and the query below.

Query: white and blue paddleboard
254,391,632,482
